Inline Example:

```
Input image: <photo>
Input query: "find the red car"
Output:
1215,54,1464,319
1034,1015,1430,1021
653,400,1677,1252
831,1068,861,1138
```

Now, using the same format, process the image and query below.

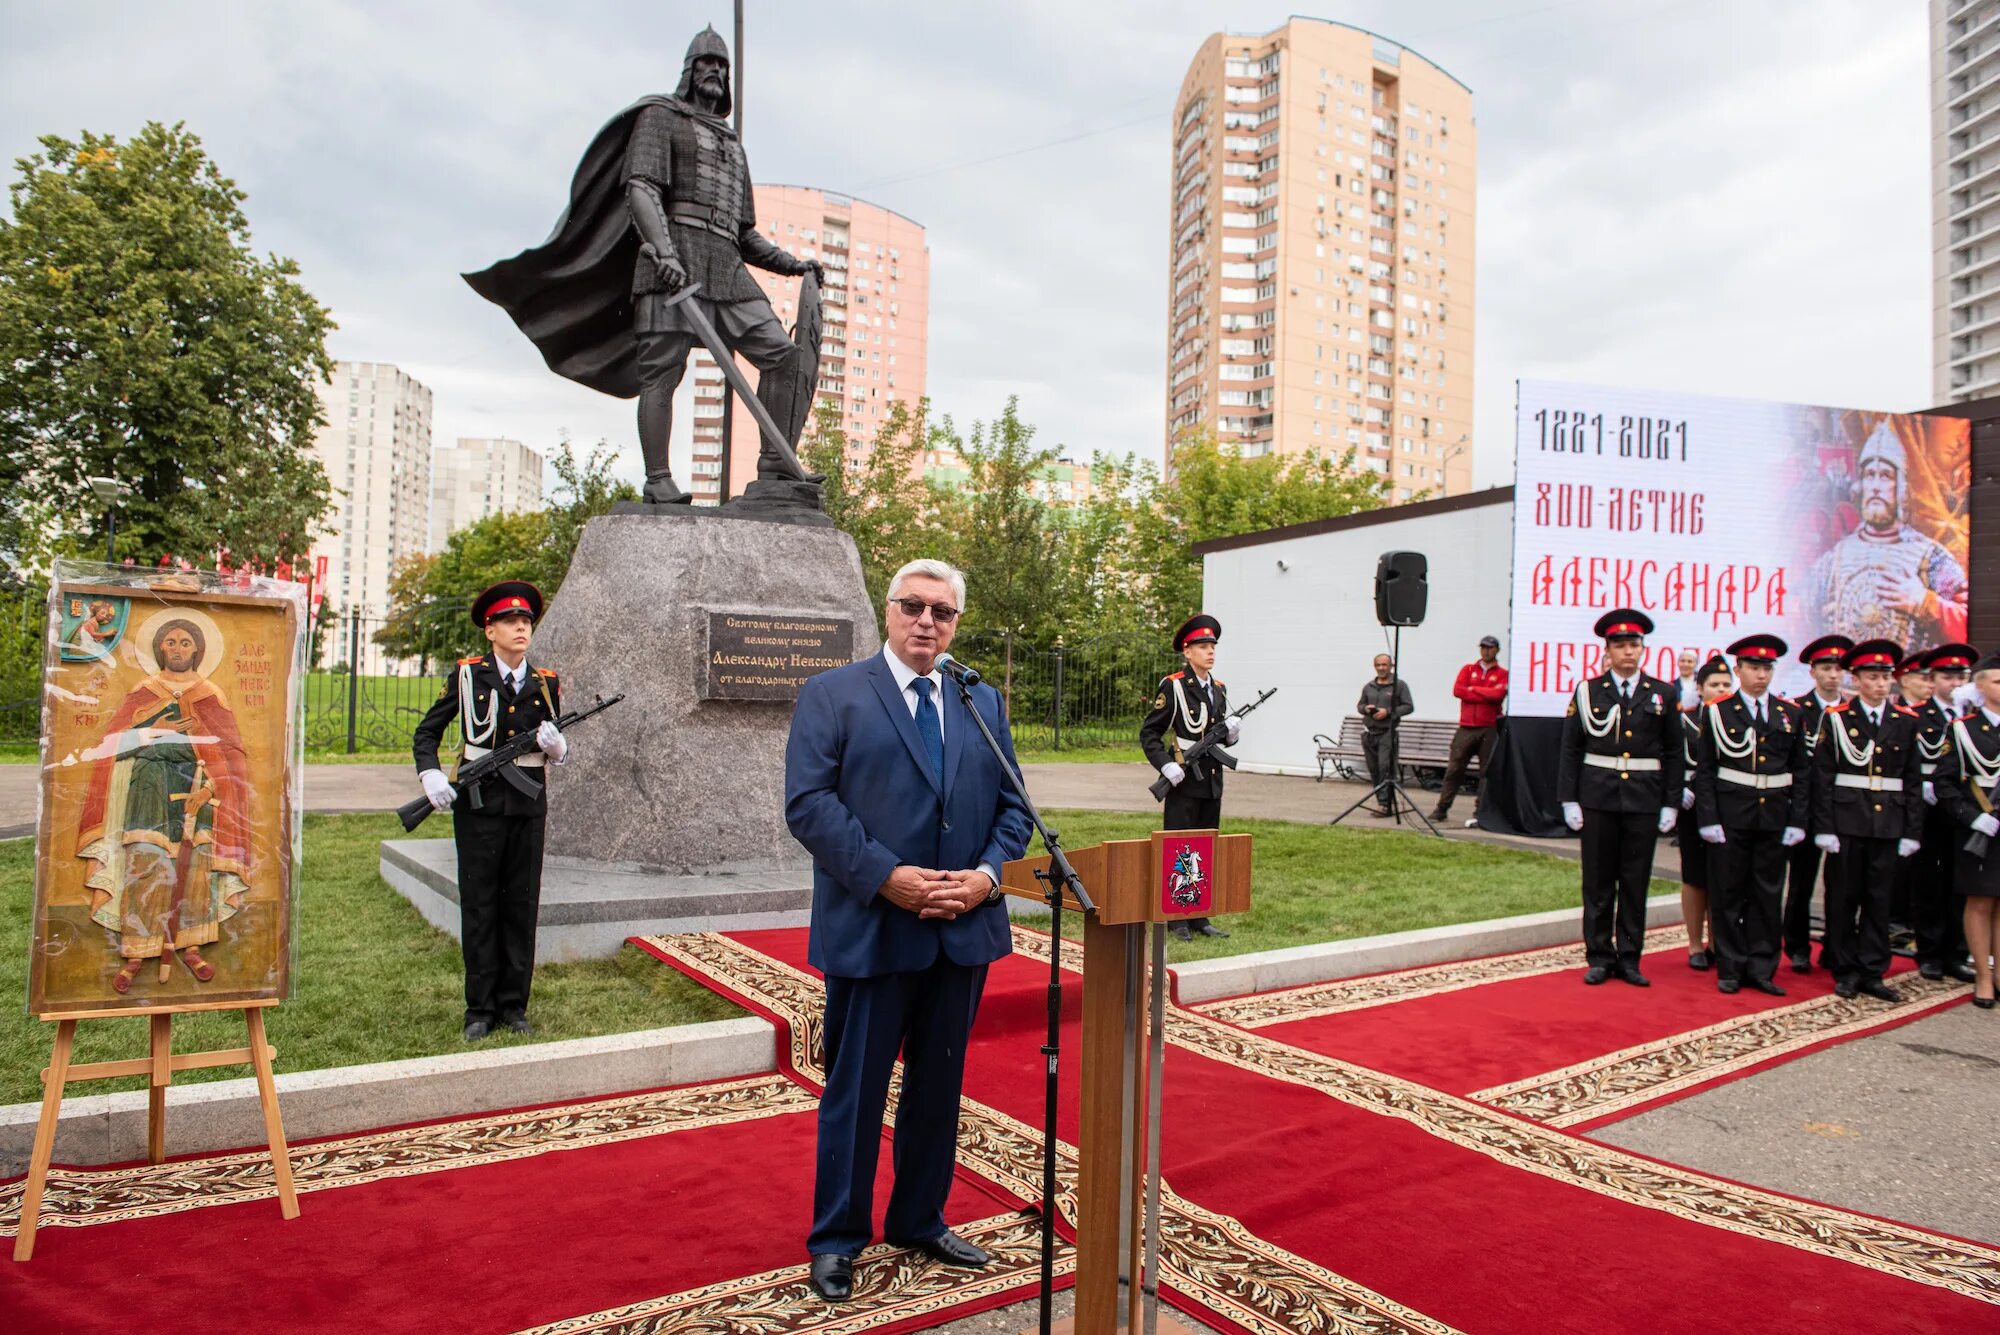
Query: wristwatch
984,874,1004,904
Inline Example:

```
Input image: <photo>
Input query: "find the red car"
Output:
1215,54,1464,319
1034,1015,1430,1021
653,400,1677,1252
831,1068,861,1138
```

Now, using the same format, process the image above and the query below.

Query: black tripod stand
946,663,1093,1335
1330,624,1440,837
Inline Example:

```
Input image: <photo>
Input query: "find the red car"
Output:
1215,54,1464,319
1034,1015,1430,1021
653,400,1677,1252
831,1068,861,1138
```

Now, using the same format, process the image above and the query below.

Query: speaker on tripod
1334,551,1440,836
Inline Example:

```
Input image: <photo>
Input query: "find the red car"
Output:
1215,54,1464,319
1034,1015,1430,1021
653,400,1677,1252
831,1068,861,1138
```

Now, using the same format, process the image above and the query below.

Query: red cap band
1185,630,1216,643
1738,650,1778,662
1809,647,1843,662
1851,652,1893,669
1934,655,1971,668
1604,622,1641,637
487,597,530,620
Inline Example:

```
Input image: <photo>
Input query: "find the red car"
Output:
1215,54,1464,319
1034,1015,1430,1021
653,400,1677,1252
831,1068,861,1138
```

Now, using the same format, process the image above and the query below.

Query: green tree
0,122,335,574
937,397,1069,639
803,398,955,622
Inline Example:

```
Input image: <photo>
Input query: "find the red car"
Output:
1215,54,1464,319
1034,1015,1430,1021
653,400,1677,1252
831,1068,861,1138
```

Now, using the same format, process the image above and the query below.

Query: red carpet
638,927,2000,1335
0,1076,1042,1334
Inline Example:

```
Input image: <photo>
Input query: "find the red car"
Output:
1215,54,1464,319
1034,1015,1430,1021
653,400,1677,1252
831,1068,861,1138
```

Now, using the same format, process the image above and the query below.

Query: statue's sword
660,282,812,482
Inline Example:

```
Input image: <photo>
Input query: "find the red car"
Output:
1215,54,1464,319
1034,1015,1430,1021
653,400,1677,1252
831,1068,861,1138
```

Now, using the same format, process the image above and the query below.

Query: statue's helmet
1854,419,1907,522
676,25,733,117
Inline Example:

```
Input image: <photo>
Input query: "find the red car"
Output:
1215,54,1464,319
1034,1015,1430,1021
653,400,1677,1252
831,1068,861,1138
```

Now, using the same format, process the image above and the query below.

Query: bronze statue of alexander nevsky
466,26,824,507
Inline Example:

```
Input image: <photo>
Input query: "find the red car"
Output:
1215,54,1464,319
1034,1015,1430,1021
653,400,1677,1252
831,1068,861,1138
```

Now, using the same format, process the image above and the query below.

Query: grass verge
0,814,742,1105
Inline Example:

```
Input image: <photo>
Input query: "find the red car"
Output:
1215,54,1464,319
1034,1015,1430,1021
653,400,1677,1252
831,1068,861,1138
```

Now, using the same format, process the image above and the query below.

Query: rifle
398,693,625,832
1149,686,1277,802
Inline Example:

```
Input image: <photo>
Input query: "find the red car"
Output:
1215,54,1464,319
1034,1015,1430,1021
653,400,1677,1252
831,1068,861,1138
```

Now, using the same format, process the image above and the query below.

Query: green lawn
0,814,742,1106
1015,809,1667,963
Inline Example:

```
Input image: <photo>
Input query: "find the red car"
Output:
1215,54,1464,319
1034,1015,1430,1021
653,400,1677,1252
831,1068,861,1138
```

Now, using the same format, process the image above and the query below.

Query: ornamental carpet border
999,928,2000,1306
637,933,1460,1335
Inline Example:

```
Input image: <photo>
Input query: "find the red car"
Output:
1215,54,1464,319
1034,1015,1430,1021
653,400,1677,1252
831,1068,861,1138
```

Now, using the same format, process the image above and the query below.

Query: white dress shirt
881,644,945,742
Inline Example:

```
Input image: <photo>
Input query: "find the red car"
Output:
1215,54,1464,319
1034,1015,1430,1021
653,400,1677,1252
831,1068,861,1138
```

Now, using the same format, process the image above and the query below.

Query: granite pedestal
380,509,878,951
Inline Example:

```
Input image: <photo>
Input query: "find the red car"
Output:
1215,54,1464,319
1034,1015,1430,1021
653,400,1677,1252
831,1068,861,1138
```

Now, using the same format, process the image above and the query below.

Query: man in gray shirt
1358,654,1414,813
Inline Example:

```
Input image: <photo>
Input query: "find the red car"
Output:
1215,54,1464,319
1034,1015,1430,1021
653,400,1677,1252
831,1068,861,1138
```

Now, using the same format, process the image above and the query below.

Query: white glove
1225,718,1241,744
1815,833,1841,854
1680,787,1696,810
536,720,567,762
1699,824,1725,845
420,768,456,812
1974,813,2000,837
1562,802,1583,831
1781,826,1805,847
1897,838,1921,859
1658,807,1677,834
1922,781,1936,806
1161,762,1185,787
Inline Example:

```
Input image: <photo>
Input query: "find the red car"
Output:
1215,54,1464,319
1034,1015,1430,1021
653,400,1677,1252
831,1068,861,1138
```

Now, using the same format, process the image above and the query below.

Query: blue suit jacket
784,652,1033,979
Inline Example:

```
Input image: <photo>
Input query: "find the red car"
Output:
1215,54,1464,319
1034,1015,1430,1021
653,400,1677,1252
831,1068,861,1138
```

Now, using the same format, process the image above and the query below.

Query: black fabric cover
1475,716,1570,839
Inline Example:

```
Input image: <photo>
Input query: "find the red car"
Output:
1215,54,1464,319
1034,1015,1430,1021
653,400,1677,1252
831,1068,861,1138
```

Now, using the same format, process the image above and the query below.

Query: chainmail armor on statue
626,106,769,303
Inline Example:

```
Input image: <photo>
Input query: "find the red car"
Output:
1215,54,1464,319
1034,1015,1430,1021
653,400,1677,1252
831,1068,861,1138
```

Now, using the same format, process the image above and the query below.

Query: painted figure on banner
74,614,253,994
60,596,127,663
1806,421,1968,646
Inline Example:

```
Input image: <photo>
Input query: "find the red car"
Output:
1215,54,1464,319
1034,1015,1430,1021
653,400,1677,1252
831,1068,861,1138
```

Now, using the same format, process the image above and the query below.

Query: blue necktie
911,677,945,783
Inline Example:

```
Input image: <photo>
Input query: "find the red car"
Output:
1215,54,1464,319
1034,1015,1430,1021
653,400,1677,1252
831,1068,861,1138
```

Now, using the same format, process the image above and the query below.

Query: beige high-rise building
430,436,545,550
308,361,433,617
1168,19,1476,500
1932,0,2000,401
689,184,929,504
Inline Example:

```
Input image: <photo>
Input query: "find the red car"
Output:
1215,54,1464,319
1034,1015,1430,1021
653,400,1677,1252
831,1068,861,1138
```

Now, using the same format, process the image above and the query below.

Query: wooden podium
1001,829,1250,1335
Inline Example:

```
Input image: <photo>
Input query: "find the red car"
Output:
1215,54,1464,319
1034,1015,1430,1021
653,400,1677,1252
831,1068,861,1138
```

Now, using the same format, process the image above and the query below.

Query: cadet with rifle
412,582,572,1042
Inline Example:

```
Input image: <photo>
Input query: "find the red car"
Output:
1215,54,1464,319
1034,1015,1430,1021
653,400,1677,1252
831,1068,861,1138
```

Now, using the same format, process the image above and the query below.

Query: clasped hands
879,864,994,920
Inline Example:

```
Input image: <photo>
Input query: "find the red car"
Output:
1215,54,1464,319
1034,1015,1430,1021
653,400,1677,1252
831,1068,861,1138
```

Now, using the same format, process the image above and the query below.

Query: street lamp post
1438,435,1469,497
86,476,133,564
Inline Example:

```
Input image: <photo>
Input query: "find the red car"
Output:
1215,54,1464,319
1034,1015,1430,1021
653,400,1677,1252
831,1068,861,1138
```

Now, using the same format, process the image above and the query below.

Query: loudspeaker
1375,550,1428,627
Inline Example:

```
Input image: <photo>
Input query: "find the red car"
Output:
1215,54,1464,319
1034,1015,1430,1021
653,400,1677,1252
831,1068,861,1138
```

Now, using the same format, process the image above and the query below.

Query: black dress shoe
463,1019,493,1042
1833,981,1858,999
1583,966,1610,985
1788,953,1813,975
1196,923,1230,938
500,1014,534,1035
1918,963,1944,981
808,1254,853,1302
1688,950,1712,971
1749,978,1787,997
1716,978,1741,994
1617,965,1651,988
1973,996,1996,1010
1169,923,1192,942
1944,962,1978,983
896,1229,990,1269
1858,980,1903,1003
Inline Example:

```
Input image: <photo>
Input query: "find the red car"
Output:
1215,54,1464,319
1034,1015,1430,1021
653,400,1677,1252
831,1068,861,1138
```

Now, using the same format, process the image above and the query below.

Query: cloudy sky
0,0,1936,493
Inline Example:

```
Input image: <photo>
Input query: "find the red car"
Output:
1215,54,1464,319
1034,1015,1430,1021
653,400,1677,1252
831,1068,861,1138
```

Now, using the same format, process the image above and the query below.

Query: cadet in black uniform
413,582,568,1040
1692,634,1810,997
1141,614,1235,942
1557,609,1682,987
1783,633,1852,972
1915,643,1978,983
1811,639,1925,1002
1932,651,2000,1009
1677,656,1733,971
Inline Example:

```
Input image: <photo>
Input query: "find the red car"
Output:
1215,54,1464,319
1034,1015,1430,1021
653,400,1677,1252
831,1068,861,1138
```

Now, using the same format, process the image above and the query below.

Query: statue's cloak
462,96,677,400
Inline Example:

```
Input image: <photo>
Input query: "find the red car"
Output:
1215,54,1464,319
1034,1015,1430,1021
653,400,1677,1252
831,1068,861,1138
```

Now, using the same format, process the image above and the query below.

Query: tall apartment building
430,436,545,550
307,361,433,616
1168,19,1476,500
689,184,929,504
1933,0,2000,401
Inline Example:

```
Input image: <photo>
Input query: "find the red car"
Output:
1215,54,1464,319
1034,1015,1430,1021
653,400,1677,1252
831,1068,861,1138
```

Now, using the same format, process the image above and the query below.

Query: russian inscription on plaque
703,611,853,701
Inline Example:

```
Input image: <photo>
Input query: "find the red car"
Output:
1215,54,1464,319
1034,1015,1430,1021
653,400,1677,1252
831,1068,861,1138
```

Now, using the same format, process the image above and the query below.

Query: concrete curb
1168,895,1683,1003
0,1016,775,1176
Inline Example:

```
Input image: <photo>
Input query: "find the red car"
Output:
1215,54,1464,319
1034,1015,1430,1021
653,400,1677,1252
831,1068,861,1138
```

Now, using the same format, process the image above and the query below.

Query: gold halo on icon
130,606,225,679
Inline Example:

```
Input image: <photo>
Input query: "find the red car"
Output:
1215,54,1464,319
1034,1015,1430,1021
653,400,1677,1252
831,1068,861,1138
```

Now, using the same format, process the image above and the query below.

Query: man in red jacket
1431,634,1509,826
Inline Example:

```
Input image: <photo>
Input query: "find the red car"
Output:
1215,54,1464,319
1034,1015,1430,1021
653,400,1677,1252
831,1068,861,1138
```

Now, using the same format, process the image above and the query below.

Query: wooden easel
1002,829,1253,1335
12,997,300,1262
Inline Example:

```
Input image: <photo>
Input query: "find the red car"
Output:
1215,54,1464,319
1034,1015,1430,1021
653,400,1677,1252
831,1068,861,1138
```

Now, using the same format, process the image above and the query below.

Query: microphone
935,653,981,686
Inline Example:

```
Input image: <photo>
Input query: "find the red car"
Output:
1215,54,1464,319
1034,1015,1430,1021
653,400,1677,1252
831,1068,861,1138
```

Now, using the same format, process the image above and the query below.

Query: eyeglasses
890,597,959,623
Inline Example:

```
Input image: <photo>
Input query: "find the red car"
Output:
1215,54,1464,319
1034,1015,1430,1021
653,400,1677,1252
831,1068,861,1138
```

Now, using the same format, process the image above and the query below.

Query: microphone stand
947,664,1094,1335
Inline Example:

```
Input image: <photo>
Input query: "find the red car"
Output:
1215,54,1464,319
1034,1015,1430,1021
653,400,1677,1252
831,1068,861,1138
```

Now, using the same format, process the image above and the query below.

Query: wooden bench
1315,717,1482,792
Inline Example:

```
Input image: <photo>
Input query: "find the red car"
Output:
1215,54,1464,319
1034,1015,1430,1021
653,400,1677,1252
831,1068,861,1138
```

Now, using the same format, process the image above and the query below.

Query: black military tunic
1557,671,1683,970
1934,708,2000,898
1908,696,1964,968
1810,701,1925,989
1782,690,1843,963
413,652,562,1025
1692,691,1810,985
1677,713,1710,892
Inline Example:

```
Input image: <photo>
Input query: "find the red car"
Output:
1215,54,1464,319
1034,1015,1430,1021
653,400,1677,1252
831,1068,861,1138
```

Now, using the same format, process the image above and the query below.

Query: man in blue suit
784,558,1034,1303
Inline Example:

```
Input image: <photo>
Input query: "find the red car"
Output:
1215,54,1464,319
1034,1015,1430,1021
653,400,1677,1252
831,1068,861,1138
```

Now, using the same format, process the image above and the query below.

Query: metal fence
0,590,1174,755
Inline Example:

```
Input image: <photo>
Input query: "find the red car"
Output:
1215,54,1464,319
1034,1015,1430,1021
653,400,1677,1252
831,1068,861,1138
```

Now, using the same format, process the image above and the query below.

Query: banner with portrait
1509,381,1970,717
29,563,306,1016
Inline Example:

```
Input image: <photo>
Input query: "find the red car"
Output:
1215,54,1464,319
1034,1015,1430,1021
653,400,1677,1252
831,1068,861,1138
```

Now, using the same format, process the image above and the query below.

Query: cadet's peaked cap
1174,614,1221,651
1594,608,1652,641
1726,634,1787,663
1895,652,1930,678
1798,634,1854,666
1973,652,2000,675
1925,642,1978,672
1841,639,1902,673
1695,655,1731,685
471,581,544,627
